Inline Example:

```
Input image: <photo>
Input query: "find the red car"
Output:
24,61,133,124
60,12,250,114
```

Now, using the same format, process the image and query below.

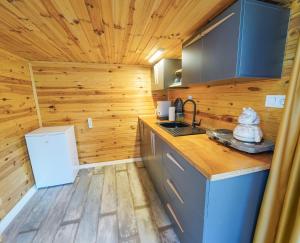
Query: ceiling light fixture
148,49,164,63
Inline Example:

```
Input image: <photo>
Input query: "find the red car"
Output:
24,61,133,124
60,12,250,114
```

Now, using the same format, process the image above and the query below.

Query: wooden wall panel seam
28,63,42,127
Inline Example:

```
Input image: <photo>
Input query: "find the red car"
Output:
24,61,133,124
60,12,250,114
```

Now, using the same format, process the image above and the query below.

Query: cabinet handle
166,203,184,233
139,121,144,142
184,12,235,47
166,153,184,172
166,179,184,204
151,131,156,156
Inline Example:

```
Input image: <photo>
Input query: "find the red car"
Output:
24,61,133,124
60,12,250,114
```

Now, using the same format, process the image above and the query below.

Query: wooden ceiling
0,0,235,65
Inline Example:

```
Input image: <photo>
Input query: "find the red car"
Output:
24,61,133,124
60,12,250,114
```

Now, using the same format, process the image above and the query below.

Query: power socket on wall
265,95,286,108
87,117,93,128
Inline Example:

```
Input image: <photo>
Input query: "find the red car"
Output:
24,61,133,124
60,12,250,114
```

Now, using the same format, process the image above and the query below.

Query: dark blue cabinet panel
203,171,269,243
149,132,168,202
161,144,208,243
162,144,207,242
238,0,290,77
139,120,168,203
182,35,204,84
182,0,289,84
202,1,241,82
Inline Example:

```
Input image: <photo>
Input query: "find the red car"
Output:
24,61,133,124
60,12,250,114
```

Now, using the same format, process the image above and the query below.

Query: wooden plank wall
0,49,39,220
32,62,158,164
168,1,300,143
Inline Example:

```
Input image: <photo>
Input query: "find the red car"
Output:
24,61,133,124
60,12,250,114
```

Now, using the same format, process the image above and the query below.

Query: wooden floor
2,162,180,243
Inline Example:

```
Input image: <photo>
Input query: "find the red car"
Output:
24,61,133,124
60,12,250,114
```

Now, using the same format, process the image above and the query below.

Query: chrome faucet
183,99,201,128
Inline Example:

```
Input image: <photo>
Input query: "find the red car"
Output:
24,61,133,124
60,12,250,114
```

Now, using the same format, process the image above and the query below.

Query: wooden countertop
139,116,273,181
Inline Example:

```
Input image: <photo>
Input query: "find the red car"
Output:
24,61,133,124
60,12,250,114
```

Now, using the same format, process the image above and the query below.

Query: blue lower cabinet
139,121,268,243
203,171,268,243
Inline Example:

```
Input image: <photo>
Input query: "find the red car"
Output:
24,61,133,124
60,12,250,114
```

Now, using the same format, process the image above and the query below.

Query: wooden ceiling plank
0,19,60,60
84,0,109,62
50,0,100,62
20,0,85,61
69,0,105,62
39,0,89,62
133,0,174,64
0,0,238,64
99,0,115,63
4,0,79,61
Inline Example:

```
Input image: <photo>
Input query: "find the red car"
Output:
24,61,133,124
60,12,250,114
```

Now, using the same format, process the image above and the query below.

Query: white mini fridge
25,125,79,188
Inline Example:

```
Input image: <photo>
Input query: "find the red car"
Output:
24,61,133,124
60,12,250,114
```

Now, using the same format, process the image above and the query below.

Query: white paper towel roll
169,107,175,121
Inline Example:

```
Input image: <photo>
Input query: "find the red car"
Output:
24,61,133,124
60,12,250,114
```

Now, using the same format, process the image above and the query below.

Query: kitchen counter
139,115,273,180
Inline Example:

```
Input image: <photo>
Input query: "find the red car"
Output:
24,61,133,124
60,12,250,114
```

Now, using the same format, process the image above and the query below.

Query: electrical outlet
87,117,93,128
188,95,193,100
265,95,286,108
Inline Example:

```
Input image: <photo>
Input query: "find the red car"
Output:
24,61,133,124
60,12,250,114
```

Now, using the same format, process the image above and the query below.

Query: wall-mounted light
148,49,164,63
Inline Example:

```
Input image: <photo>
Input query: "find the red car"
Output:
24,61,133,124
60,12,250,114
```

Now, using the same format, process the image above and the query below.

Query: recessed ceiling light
148,49,164,63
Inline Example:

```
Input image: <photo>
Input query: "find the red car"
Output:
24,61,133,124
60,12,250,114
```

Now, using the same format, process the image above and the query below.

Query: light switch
265,95,286,108
87,117,93,128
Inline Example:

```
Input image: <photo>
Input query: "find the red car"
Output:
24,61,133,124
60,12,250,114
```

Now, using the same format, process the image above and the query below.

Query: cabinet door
140,122,151,169
152,60,164,90
182,38,203,84
149,132,168,202
202,0,241,82
139,120,146,162
162,145,207,242
238,0,290,78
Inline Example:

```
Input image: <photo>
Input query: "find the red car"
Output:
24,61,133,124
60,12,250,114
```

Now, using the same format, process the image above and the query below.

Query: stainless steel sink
158,122,206,137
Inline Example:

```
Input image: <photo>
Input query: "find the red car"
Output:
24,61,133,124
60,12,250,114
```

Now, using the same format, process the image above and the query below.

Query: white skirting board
0,157,142,234
78,157,142,169
0,185,37,234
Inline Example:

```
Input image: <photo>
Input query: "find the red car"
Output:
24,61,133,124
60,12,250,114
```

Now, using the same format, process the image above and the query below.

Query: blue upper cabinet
182,0,290,84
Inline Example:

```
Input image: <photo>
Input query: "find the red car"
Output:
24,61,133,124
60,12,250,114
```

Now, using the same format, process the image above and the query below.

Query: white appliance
25,126,79,188
156,101,171,119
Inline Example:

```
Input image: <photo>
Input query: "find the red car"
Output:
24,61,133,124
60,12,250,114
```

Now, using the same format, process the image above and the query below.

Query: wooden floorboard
2,163,178,243
101,166,117,215
116,163,128,172
139,168,171,228
136,207,161,243
20,186,62,232
116,170,138,239
160,228,180,243
127,163,148,208
97,214,118,243
53,223,78,243
32,183,77,243
63,170,91,223
75,174,104,243
16,231,37,243
2,189,47,242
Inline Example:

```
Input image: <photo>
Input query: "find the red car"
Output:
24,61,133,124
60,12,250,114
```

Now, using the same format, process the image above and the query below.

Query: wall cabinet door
152,60,164,90
152,59,181,89
202,1,241,82
182,37,203,84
